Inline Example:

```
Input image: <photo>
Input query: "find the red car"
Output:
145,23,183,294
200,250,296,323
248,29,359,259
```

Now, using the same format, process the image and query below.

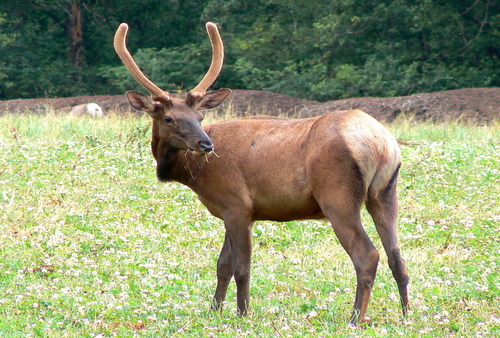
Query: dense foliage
0,0,498,100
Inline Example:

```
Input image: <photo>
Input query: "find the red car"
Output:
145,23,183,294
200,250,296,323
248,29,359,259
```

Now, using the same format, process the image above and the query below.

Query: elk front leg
224,214,253,316
212,233,233,311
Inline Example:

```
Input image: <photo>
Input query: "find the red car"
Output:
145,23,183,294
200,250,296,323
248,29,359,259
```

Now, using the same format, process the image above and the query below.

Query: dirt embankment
0,88,498,123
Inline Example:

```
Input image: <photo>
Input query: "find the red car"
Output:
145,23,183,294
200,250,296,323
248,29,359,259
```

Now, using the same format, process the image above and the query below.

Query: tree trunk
70,1,84,69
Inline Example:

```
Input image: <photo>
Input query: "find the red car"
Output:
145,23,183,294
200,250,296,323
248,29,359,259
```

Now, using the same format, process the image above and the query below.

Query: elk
114,21,410,324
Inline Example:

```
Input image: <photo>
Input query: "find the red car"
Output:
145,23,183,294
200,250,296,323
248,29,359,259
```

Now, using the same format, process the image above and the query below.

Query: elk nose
198,140,214,153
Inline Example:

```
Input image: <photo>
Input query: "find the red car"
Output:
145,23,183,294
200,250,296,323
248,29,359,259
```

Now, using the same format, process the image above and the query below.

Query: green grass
0,111,498,336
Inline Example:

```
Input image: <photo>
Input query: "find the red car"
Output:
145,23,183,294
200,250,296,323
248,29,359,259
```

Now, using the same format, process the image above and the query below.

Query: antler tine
114,23,166,98
190,22,224,96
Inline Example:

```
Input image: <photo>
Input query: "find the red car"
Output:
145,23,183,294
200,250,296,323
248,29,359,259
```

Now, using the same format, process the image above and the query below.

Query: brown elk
114,22,410,324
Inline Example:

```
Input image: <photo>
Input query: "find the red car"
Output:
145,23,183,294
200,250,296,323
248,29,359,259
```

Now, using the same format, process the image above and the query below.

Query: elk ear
126,91,156,113
189,88,232,110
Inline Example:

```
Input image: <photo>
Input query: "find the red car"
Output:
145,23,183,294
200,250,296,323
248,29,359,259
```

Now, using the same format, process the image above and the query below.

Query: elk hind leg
319,197,380,325
366,173,410,315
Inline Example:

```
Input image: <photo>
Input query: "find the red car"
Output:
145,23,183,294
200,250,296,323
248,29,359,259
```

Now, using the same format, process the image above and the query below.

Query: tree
70,1,84,70
204,0,499,100
0,0,498,100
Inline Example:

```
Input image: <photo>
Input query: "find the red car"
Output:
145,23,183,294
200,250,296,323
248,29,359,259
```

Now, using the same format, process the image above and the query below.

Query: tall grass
0,112,498,337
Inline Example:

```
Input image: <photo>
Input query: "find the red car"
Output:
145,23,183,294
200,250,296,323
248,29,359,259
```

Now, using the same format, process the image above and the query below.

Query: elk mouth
189,146,214,155
189,149,208,155
188,139,214,155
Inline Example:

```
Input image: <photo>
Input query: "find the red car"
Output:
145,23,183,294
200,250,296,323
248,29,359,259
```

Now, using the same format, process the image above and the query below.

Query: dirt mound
221,90,318,116
301,88,499,123
0,88,498,123
0,95,130,115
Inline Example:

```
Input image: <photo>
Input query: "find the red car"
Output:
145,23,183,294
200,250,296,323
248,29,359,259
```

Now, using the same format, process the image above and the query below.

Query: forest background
0,0,498,101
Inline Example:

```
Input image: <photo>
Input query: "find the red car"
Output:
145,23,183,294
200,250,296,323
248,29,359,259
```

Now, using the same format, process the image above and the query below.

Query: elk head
113,22,231,156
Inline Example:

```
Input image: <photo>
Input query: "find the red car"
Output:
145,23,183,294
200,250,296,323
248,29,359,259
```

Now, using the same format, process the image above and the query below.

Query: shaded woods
0,0,498,100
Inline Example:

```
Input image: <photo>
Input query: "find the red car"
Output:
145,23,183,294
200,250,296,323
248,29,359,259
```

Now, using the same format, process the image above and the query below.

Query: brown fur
144,109,410,323
114,22,410,325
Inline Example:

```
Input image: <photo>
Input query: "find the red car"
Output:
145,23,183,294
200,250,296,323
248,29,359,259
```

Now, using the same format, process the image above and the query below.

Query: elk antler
190,22,225,96
114,23,166,98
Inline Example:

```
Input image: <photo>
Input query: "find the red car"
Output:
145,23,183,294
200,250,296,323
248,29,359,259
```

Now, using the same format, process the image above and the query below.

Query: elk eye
164,116,173,124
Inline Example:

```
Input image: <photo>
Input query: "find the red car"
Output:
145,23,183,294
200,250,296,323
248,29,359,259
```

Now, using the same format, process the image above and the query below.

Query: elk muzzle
181,122,214,154
197,139,214,153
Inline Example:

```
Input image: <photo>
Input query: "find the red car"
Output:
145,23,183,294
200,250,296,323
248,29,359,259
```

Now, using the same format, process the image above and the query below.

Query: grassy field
0,111,498,337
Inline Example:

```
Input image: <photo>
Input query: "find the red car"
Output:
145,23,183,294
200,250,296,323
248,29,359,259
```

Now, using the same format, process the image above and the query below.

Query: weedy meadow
0,111,498,337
